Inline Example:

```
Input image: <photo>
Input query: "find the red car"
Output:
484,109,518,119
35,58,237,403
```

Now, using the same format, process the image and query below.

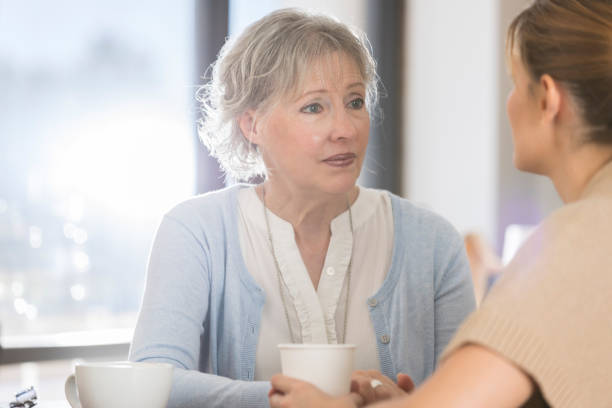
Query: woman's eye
348,98,365,110
301,103,323,114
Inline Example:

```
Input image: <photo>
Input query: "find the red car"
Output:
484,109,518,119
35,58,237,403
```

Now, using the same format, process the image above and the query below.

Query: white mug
278,343,356,397
64,361,173,408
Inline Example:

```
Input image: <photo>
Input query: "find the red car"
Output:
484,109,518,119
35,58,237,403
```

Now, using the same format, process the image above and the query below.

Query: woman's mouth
322,153,357,167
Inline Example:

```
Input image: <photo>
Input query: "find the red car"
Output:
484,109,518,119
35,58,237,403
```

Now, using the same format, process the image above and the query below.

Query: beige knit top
442,161,612,408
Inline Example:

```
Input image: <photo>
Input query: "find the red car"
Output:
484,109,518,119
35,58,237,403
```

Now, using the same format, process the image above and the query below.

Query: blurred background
0,0,561,401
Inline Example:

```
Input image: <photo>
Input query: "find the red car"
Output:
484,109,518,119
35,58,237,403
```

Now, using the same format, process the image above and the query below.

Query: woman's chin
513,155,547,175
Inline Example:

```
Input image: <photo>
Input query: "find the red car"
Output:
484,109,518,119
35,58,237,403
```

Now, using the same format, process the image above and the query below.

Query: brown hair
507,0,612,144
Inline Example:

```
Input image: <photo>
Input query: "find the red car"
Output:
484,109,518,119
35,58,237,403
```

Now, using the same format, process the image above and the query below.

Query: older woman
129,8,475,408
269,0,612,407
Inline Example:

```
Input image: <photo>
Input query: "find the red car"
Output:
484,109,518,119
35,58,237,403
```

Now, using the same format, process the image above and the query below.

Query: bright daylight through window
0,0,195,346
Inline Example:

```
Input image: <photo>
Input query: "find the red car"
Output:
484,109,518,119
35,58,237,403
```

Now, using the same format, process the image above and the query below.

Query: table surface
1,401,69,408
0,359,85,408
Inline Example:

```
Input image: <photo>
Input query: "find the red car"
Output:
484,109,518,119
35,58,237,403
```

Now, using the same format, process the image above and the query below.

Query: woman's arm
371,344,533,408
130,212,269,407
269,344,533,408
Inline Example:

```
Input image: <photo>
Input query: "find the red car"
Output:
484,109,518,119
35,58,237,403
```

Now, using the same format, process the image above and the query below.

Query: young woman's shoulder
535,193,612,256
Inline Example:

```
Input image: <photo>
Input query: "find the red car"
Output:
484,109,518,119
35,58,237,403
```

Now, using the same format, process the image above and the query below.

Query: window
0,0,195,345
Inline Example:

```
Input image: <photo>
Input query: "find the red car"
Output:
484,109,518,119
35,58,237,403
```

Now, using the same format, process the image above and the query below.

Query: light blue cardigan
129,185,476,408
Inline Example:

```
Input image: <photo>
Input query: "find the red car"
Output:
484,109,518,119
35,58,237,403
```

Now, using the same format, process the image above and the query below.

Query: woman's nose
330,109,358,141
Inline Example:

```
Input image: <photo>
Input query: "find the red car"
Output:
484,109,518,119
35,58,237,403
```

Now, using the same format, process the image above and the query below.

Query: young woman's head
506,0,611,173
198,8,378,181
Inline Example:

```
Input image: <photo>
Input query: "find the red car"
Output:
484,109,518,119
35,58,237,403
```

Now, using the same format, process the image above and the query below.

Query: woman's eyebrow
294,82,365,101
346,82,365,90
299,88,328,98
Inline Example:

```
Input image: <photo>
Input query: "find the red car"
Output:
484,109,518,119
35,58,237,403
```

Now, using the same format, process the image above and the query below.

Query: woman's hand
350,370,415,405
269,374,363,408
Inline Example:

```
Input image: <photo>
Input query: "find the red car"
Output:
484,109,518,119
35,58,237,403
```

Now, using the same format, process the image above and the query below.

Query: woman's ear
539,74,562,123
238,110,261,145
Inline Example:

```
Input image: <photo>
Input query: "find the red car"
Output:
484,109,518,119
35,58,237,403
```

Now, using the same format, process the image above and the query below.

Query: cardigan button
380,334,390,344
325,266,335,276
367,298,378,307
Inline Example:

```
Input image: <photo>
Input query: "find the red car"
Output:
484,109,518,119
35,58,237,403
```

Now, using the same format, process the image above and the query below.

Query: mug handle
64,374,82,408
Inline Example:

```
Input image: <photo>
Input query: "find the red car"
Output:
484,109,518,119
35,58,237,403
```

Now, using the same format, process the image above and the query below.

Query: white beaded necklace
261,185,354,344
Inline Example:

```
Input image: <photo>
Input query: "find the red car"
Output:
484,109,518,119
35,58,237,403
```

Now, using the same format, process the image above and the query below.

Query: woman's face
256,52,370,196
507,54,549,174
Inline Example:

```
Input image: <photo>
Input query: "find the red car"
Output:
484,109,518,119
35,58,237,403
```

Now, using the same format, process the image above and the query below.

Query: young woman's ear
539,74,562,122
238,110,261,145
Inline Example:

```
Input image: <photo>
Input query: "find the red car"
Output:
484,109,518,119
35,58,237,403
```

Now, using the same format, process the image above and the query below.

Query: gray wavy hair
196,8,379,181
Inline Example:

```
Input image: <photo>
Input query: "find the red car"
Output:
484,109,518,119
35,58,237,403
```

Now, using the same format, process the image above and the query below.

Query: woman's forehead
290,53,365,96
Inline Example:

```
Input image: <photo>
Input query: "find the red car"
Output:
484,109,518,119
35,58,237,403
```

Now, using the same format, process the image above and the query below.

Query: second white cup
278,343,356,397
64,361,173,408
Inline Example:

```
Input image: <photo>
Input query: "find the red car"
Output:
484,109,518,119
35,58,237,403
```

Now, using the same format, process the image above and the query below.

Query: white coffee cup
64,361,173,408
278,343,356,397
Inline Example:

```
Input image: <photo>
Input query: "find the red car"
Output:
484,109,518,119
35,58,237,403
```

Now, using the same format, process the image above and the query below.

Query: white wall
229,0,366,36
403,0,499,242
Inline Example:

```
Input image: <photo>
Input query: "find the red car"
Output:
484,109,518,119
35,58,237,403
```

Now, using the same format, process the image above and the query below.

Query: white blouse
237,186,394,380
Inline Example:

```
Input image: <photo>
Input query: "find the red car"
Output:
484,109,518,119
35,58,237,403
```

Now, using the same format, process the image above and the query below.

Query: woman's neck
256,181,358,235
548,143,612,203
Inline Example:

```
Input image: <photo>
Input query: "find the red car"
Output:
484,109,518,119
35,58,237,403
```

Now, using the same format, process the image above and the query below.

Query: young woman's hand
269,374,364,408
350,370,415,405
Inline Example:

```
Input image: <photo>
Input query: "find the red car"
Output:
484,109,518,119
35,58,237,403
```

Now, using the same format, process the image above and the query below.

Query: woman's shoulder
158,184,251,237
530,194,612,251
548,193,612,228
495,194,612,300
515,194,612,268
165,184,248,219
384,191,462,242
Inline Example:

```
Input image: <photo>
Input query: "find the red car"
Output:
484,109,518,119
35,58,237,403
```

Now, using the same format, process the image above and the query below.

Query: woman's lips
323,153,356,167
